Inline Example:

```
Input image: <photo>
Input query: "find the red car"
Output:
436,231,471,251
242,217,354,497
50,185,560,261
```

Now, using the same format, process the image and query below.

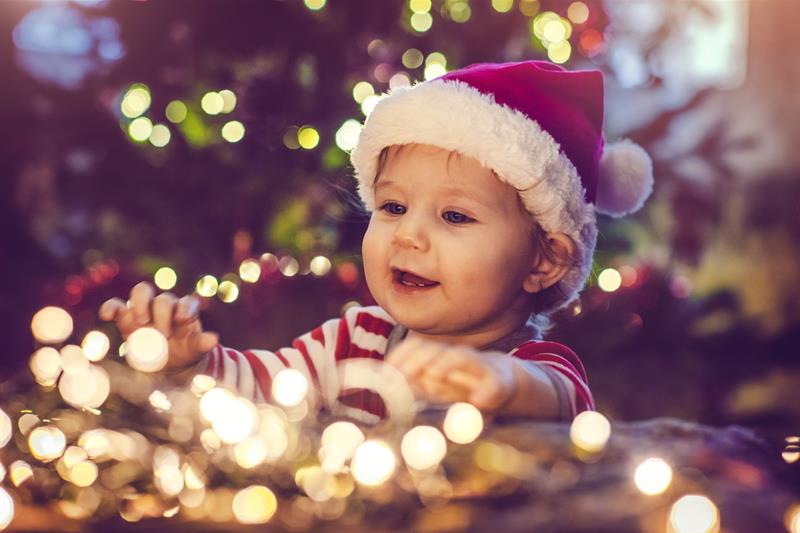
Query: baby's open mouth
392,269,439,288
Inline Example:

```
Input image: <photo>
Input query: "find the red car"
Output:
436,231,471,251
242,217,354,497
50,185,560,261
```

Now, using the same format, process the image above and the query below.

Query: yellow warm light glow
424,63,447,81
31,306,73,344
410,12,433,32
272,369,309,407
519,0,539,16
232,485,277,524
548,40,572,64
120,84,151,119
0,487,13,530
351,440,396,486
62,446,87,469
155,465,184,496
0,409,11,448
125,327,168,373
192,375,216,395
297,126,320,150
70,460,98,488
401,425,447,470
81,330,110,362
234,437,268,469
29,426,66,462
149,123,171,147
10,460,33,486
533,11,560,40
196,275,219,297
335,119,361,152
60,344,89,374
165,100,187,123
492,0,513,13
402,48,424,69
786,505,800,533
443,403,483,444
149,390,172,411
278,256,300,277
543,19,567,42
309,256,332,277
319,421,364,472
218,280,239,303
634,457,673,495
128,117,153,142
389,72,411,89
218,89,237,113
17,414,39,436
201,91,224,115
221,121,245,143
239,259,261,283
570,411,611,453
352,81,375,104
449,1,471,22
669,495,719,533
29,347,62,384
304,0,325,10
154,267,177,290
183,463,205,490
409,0,431,14
200,389,257,444
598,268,622,292
567,1,589,24
783,445,800,464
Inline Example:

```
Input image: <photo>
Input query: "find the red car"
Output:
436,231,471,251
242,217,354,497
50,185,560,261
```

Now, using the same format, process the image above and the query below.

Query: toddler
100,61,653,423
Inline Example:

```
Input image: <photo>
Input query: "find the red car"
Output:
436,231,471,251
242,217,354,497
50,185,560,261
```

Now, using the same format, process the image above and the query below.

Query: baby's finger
130,281,156,326
394,344,444,381
99,298,126,322
446,369,482,390
425,349,469,379
152,292,178,337
175,294,200,323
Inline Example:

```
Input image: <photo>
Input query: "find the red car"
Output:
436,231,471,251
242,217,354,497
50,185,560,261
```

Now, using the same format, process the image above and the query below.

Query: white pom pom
596,139,654,218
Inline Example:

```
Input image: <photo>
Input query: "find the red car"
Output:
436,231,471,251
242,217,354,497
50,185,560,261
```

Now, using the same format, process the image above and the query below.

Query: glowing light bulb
401,425,447,470
29,347,62,385
297,126,319,150
232,485,277,524
634,457,673,495
570,411,611,453
31,306,73,344
70,460,98,487
234,437,268,469
125,327,168,372
81,330,110,362
154,266,177,290
196,275,219,297
120,84,151,118
410,12,433,32
28,426,66,462
239,259,261,283
443,403,483,444
128,117,153,142
309,256,332,277
271,369,309,407
335,119,361,152
201,91,224,115
669,494,719,533
351,440,396,486
200,389,257,444
218,280,239,303
221,121,245,143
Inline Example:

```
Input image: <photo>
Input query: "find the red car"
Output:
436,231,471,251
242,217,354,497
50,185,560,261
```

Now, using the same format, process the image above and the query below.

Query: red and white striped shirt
198,305,594,422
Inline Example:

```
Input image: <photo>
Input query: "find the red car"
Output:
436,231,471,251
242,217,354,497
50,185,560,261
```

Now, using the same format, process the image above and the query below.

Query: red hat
350,60,653,311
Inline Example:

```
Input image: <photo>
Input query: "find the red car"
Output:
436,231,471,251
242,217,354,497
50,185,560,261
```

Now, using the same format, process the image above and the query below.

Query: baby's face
362,143,540,342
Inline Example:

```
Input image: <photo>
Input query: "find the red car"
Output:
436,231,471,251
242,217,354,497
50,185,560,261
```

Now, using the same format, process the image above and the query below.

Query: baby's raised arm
98,281,219,369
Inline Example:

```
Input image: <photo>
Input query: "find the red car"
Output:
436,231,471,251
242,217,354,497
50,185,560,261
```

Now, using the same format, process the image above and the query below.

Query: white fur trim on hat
596,139,654,218
350,79,599,311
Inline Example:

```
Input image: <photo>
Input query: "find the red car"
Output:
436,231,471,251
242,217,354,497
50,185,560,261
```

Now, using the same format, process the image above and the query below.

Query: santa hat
350,60,653,311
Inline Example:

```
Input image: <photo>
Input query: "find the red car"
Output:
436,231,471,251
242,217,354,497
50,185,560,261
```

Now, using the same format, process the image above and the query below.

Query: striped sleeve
511,340,595,420
193,305,377,407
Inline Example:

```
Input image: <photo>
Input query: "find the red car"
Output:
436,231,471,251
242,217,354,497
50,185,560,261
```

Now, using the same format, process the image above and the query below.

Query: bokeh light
297,126,320,149
669,495,720,533
449,1,471,22
10,461,33,486
410,12,433,32
31,306,73,344
218,280,239,303
0,487,13,530
29,425,66,462
567,1,589,24
200,389,257,444
570,411,611,453
335,119,361,152
239,259,261,283
443,403,483,444
149,123,171,147
70,460,98,488
29,347,62,385
351,440,396,486
272,369,309,407
278,256,300,277
218,89,237,113
232,485,277,524
201,91,224,115
234,437,268,469
165,100,187,123
785,504,800,533
352,81,374,104
120,83,151,119
402,48,424,69
0,409,12,448
221,121,245,143
492,0,513,12
128,116,153,142
634,457,673,495
598,268,622,292
548,40,572,64
309,256,332,277
125,327,168,373
401,425,447,470
319,421,364,472
782,445,800,464
196,275,219,297
81,330,110,362
519,0,540,16
360,94,381,117
154,267,177,290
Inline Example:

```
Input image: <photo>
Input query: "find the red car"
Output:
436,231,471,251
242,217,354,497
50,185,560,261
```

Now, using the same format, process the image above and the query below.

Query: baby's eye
442,210,474,224
378,202,405,215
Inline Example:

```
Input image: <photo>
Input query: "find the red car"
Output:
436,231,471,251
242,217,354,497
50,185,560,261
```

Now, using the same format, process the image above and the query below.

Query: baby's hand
98,281,219,369
386,336,517,412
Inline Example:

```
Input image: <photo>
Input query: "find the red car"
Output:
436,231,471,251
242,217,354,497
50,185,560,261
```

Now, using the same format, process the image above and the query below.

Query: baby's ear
522,232,576,293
